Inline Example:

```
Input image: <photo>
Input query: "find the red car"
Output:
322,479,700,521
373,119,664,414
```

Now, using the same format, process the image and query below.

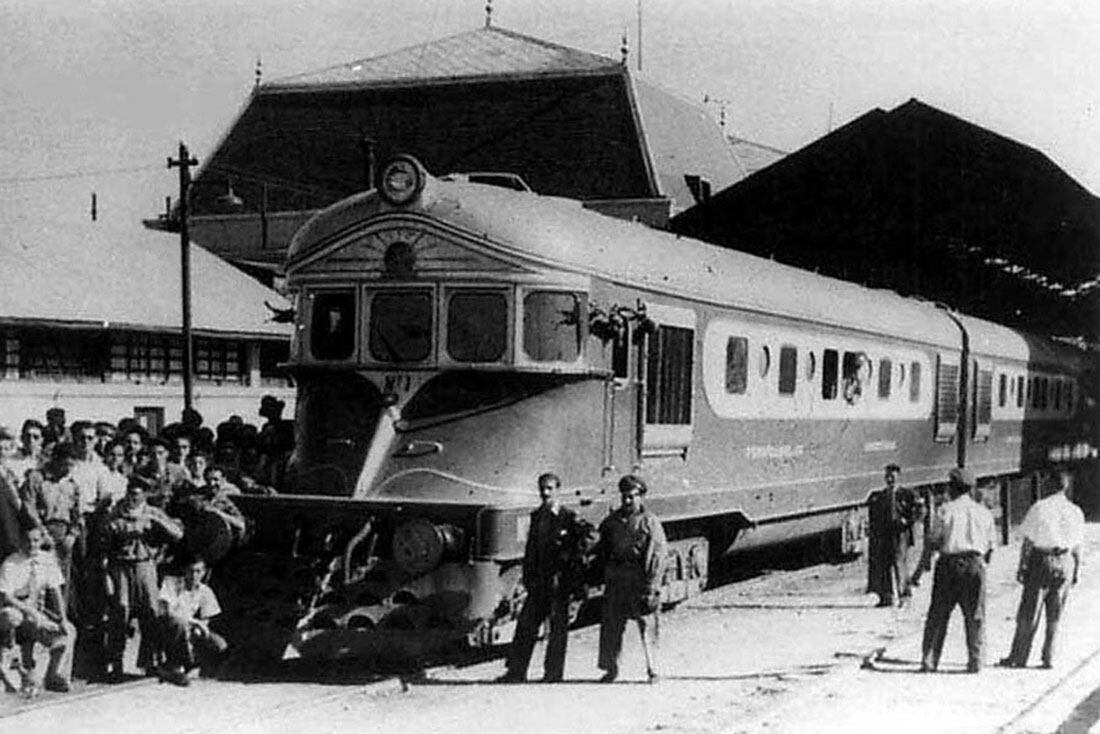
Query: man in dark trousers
999,471,1084,669
498,472,589,683
920,467,996,673
866,464,923,607
596,474,667,683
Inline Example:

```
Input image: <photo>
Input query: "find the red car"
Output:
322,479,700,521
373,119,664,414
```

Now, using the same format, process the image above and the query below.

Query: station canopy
186,25,741,225
672,99,1100,342
0,216,290,338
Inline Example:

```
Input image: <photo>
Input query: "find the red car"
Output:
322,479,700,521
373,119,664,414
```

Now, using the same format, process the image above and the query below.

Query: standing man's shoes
599,668,618,683
997,657,1023,668
495,672,525,683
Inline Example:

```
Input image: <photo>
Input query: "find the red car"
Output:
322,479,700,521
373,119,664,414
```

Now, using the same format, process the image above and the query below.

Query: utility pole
168,142,199,413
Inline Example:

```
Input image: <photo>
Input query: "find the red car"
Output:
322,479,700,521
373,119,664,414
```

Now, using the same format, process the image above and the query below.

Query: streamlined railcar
216,156,1094,662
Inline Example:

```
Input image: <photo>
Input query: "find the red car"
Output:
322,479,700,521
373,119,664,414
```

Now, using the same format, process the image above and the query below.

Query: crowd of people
0,396,294,698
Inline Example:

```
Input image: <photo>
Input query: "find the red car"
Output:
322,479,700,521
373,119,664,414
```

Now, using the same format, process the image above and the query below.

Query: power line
0,163,162,186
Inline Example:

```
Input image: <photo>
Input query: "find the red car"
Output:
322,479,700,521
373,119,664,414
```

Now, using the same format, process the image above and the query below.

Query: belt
1032,547,1070,556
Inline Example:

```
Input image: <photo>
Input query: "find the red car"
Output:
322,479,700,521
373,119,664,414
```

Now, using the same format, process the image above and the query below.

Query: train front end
216,157,610,663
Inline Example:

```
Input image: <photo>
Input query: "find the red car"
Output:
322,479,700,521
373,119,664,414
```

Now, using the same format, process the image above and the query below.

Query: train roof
292,176,962,349
293,175,1089,370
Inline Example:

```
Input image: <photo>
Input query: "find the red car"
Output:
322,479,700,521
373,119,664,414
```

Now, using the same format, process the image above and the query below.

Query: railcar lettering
745,444,805,460
862,440,898,453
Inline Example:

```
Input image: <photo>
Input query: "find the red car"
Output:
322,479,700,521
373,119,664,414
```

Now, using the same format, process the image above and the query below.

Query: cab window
523,291,582,362
447,291,507,362
369,290,433,363
309,290,356,360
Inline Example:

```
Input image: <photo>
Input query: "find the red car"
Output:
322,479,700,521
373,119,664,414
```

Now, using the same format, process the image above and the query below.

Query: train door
639,303,697,460
606,325,639,475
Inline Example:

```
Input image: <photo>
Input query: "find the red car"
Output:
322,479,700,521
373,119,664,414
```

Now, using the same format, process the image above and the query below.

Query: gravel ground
5,526,1100,734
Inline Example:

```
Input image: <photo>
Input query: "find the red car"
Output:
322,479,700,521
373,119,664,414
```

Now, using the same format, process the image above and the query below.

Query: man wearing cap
866,464,923,607
498,472,591,683
999,471,1084,669
920,467,996,673
596,474,667,683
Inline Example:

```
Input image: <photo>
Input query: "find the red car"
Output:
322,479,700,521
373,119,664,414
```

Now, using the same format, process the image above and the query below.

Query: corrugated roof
266,26,620,90
630,77,743,213
0,218,289,338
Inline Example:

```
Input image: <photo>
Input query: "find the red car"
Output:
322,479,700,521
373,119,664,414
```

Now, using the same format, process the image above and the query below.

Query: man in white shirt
919,467,996,674
999,471,1085,669
156,554,227,686
0,524,75,696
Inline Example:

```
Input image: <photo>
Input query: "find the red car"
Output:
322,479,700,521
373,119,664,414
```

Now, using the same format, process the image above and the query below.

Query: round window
758,346,771,378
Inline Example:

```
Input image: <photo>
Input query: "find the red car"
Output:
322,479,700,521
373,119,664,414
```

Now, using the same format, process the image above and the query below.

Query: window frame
441,285,513,366
364,284,436,365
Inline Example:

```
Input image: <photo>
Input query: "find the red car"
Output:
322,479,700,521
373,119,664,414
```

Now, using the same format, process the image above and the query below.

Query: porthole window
758,345,771,379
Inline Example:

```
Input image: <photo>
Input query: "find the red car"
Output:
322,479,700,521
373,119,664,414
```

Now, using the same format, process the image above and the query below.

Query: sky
1,0,1098,231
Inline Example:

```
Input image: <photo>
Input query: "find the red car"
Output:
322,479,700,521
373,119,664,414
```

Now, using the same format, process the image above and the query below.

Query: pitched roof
631,77,743,213
266,26,620,91
0,217,290,338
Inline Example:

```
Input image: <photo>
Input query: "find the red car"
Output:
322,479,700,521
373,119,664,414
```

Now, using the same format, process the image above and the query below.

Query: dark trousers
921,553,986,670
1007,549,1071,666
598,568,657,675
506,583,570,681
160,614,228,671
106,560,159,669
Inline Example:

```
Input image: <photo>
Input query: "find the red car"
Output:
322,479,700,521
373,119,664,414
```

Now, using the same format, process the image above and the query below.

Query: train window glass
758,345,771,379
309,290,356,360
1041,378,1049,410
897,362,906,389
805,350,816,382
841,351,869,403
448,291,507,362
975,369,993,438
778,346,797,395
910,361,921,402
612,329,630,379
1066,383,1074,413
998,373,1007,407
1053,380,1062,410
646,325,693,425
1017,376,1025,408
878,358,892,399
725,337,748,394
935,357,959,441
369,290,432,363
523,291,582,362
822,349,838,400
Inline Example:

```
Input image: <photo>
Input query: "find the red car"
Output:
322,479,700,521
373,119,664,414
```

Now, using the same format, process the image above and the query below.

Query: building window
725,337,748,394
447,290,507,362
18,329,105,382
646,325,693,425
195,337,244,384
259,340,292,387
778,345,797,396
522,291,582,362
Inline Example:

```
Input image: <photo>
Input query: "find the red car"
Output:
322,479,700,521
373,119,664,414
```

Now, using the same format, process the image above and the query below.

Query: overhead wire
0,163,163,186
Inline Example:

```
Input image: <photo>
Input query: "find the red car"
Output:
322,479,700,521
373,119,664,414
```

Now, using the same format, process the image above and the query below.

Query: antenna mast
637,0,643,72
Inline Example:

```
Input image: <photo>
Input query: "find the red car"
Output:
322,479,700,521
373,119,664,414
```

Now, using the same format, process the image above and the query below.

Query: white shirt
69,456,112,514
158,575,221,620
932,494,996,556
1019,492,1085,551
0,550,64,604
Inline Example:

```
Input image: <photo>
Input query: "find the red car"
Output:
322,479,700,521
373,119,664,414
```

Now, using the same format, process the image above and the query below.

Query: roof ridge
266,25,618,88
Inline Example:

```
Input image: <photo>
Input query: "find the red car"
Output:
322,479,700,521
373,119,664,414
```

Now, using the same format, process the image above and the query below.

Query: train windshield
369,290,433,362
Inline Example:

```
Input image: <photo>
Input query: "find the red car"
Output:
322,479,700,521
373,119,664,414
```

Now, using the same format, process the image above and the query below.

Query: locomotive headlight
377,155,425,206
392,518,464,575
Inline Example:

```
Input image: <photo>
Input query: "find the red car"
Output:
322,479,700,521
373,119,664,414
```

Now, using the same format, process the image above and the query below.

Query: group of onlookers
0,397,293,698
865,464,1084,675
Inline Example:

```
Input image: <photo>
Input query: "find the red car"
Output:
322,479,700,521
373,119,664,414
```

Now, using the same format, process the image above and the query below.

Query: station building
0,216,293,435
162,24,746,270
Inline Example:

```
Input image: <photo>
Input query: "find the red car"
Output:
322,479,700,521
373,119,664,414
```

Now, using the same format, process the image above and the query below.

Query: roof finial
620,28,629,66
254,55,263,89
485,0,492,28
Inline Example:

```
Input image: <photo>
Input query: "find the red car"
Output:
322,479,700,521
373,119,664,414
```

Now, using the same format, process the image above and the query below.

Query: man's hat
46,407,65,418
618,474,647,495
948,467,975,488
